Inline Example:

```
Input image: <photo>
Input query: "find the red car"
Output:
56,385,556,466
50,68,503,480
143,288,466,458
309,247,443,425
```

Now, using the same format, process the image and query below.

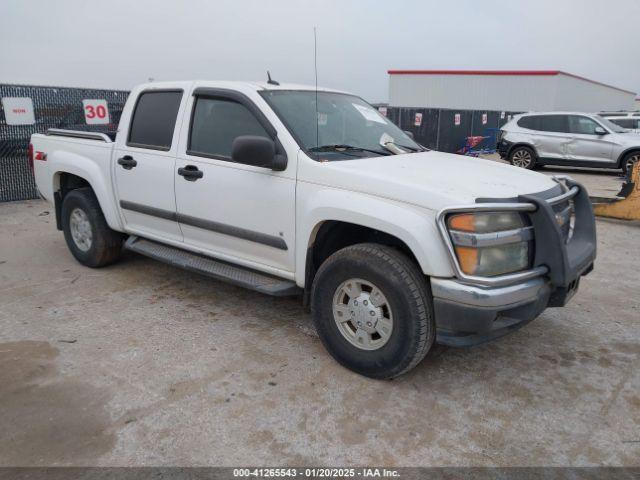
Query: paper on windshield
352,103,387,124
379,132,395,145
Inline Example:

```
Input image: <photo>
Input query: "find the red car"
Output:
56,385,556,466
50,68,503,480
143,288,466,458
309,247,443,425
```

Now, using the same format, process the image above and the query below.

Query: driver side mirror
594,126,607,135
231,136,287,171
403,130,415,139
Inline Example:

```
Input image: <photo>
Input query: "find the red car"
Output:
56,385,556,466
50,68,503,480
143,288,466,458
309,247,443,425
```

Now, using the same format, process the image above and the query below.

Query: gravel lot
0,198,638,467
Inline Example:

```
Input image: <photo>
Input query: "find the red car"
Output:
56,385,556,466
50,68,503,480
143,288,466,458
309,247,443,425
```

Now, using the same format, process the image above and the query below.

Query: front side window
189,97,270,159
128,91,182,150
261,90,421,160
568,116,601,135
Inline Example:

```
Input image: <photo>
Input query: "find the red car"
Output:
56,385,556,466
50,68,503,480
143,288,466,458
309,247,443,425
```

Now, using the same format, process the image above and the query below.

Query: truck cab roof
133,80,350,95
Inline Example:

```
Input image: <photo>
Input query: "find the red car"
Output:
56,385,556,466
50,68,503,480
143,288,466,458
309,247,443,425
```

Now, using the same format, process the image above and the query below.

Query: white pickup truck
30,80,597,378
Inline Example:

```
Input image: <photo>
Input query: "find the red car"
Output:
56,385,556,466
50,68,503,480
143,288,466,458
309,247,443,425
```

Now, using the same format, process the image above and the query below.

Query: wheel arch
302,220,419,308
616,147,640,169
51,167,123,232
508,142,538,159
298,206,453,307
297,190,454,293
52,171,91,230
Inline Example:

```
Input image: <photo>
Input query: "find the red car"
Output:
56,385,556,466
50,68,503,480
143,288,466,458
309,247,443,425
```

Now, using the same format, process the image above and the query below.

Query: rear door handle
178,165,203,181
117,156,137,170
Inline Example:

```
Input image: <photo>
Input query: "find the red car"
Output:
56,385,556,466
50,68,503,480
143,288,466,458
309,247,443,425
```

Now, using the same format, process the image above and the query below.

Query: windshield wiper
309,144,392,156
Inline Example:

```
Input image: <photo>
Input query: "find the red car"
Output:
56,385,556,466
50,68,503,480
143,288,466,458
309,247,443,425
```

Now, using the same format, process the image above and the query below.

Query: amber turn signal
453,246,479,275
448,214,477,232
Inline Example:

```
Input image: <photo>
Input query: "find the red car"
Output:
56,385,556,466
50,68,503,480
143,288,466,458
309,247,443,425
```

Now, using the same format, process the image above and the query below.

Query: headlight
447,212,533,277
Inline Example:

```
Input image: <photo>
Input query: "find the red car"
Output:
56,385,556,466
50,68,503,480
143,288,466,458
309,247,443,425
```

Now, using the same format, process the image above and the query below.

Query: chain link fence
0,84,128,202
376,106,522,154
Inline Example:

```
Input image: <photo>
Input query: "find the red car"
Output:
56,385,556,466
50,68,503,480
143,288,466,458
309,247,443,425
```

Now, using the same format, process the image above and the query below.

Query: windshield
261,90,422,160
594,115,628,133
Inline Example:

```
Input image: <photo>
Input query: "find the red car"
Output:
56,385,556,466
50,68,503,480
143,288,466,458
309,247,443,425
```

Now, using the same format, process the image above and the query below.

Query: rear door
529,114,571,161
566,115,614,164
173,88,296,274
114,89,185,242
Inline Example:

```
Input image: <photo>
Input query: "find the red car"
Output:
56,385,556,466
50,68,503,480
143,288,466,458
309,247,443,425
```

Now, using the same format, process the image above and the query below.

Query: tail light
27,142,34,172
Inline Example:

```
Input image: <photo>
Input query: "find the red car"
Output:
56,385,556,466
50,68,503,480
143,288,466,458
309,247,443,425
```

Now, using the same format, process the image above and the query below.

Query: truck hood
303,150,558,211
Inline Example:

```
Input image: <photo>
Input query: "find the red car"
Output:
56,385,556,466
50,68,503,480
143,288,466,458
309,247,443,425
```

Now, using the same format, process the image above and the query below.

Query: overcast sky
1,0,639,102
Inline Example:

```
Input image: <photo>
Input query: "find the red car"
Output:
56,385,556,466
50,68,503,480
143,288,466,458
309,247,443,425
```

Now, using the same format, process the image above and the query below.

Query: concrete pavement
0,200,638,467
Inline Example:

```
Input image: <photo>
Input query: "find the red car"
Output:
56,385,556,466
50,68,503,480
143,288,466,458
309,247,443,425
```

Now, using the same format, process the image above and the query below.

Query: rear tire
509,146,537,170
61,188,124,267
311,243,435,379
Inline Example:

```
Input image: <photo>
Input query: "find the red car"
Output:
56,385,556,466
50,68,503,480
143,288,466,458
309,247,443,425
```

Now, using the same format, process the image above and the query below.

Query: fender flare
295,189,454,287
50,153,124,231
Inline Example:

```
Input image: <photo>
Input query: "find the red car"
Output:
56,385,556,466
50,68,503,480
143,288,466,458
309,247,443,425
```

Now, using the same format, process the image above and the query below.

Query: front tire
509,146,537,169
311,243,435,379
621,151,640,175
61,188,124,267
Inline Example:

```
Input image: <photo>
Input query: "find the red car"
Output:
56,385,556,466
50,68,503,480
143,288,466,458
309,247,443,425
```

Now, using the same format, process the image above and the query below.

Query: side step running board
124,236,301,297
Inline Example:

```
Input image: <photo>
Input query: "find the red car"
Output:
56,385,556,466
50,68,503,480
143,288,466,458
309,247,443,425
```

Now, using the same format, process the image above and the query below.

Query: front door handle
178,165,204,181
117,156,137,170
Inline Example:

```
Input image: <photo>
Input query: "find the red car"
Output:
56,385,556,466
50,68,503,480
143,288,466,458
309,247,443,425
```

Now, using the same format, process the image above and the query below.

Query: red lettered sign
82,99,110,125
414,112,423,126
454,113,461,126
482,113,487,125
1,97,35,125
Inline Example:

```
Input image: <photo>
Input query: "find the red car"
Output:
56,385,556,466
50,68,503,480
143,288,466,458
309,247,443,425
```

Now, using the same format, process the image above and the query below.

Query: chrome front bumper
430,276,559,347
431,177,596,346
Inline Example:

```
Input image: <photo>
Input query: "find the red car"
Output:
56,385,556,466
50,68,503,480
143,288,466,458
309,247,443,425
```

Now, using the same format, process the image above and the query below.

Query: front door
174,90,296,274
566,115,615,164
114,89,185,242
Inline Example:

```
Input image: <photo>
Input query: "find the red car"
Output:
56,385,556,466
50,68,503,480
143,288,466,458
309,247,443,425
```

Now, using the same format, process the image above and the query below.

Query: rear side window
538,115,569,133
517,115,569,133
188,97,270,159
128,90,183,150
517,116,540,130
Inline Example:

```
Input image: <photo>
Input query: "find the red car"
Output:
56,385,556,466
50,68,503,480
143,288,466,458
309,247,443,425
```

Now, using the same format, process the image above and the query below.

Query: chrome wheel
511,149,533,168
332,278,393,351
69,207,93,252
625,154,639,173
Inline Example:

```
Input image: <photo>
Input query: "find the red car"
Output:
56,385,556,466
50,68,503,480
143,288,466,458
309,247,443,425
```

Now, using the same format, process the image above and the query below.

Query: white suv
606,116,640,134
498,112,640,173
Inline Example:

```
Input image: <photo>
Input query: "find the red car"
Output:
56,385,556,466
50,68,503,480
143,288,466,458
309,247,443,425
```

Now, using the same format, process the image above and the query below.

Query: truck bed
31,129,116,205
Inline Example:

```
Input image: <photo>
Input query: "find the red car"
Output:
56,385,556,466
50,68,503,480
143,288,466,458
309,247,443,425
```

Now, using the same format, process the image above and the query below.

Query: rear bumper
431,276,556,346
497,140,512,159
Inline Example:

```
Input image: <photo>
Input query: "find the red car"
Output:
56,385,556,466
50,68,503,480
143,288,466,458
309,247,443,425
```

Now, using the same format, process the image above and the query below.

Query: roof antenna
314,27,319,154
267,71,280,86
